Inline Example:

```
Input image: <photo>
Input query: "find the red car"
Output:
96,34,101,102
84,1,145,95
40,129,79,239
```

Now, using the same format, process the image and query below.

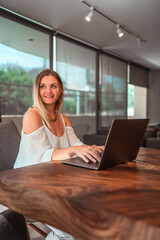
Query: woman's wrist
68,146,79,157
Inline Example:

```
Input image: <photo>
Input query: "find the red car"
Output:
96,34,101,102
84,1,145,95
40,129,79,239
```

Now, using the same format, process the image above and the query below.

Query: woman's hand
73,145,104,163
91,145,104,154
52,144,104,163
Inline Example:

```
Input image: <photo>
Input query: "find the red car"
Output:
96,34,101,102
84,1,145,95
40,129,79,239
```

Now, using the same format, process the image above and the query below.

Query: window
128,64,148,118
99,54,127,128
0,16,50,115
128,84,147,118
0,10,149,135
56,37,96,116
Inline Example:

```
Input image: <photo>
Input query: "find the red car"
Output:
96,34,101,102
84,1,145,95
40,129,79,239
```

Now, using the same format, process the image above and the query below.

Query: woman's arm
23,109,43,134
23,111,104,164
52,144,103,163
52,114,104,163
14,109,54,168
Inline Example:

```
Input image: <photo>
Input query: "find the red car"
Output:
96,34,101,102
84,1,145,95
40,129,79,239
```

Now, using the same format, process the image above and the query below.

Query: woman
14,69,104,239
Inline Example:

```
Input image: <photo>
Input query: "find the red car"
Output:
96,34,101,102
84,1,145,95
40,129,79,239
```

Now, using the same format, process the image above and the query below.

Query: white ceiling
1,0,160,70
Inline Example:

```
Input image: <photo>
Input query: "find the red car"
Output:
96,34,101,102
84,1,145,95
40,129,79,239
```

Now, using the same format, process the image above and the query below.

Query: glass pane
127,84,134,117
100,54,127,127
127,84,147,118
0,16,49,115
56,38,96,116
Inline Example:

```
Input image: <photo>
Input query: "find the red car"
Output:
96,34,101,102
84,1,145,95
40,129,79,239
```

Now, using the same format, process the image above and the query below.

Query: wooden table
0,147,160,240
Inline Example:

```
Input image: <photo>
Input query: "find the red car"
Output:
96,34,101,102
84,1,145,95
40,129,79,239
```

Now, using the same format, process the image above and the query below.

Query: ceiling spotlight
137,38,141,48
116,24,124,37
85,6,94,22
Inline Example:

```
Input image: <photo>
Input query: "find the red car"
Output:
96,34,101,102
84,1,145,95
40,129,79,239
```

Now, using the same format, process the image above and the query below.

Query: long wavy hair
32,69,64,128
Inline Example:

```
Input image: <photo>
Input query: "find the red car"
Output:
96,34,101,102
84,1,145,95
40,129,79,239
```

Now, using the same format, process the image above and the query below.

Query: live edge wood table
0,148,160,240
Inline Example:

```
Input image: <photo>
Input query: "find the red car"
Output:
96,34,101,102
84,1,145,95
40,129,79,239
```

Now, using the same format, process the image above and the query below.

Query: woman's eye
51,85,56,88
40,85,45,88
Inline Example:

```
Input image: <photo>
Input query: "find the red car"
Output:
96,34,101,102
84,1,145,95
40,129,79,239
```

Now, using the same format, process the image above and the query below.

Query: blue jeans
45,226,79,240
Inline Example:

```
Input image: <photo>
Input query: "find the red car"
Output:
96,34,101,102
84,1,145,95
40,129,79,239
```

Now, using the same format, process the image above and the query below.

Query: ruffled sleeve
14,126,54,168
65,127,84,146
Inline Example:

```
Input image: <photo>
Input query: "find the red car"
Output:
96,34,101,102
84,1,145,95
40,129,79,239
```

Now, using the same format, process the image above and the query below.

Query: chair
73,123,90,142
141,127,157,147
0,120,21,171
83,133,106,145
146,138,160,149
0,120,48,238
0,209,30,240
143,123,160,149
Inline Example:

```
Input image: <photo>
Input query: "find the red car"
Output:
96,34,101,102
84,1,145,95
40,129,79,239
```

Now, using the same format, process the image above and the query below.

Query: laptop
61,118,149,170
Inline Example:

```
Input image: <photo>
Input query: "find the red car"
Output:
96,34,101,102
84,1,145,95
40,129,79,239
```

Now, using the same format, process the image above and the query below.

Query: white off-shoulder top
14,114,83,168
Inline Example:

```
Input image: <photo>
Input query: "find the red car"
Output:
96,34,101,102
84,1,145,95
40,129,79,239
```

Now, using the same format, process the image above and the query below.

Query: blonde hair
32,69,64,128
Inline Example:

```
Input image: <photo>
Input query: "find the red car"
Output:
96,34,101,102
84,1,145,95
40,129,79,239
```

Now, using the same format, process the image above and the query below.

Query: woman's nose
46,87,52,93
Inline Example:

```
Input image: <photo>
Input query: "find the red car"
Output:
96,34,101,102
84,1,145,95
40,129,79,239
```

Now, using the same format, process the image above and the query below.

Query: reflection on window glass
0,17,49,115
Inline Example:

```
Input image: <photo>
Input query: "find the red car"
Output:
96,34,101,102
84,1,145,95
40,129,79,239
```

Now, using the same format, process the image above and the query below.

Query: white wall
134,86,147,118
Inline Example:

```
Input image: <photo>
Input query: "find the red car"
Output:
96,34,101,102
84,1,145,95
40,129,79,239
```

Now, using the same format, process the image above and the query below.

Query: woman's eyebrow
40,82,58,85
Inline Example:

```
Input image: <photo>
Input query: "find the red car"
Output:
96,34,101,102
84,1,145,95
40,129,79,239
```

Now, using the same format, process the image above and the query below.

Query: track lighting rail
81,0,146,45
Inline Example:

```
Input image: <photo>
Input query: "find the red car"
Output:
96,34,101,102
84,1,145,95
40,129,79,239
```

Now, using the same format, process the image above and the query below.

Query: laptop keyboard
62,157,99,170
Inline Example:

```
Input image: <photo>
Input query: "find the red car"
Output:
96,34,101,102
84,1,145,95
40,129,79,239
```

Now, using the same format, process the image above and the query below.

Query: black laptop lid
98,118,149,170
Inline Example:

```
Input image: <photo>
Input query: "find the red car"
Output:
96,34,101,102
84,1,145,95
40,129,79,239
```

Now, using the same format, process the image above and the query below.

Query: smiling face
39,75,61,106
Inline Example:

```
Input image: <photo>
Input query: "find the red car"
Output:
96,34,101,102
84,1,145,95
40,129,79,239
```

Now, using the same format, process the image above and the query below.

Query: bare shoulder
23,109,43,134
61,113,72,127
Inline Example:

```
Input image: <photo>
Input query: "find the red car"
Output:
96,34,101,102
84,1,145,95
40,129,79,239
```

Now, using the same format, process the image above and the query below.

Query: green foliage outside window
0,67,95,115
0,68,34,115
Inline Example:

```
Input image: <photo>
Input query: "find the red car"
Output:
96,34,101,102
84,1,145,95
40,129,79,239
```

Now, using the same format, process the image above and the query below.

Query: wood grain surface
0,147,160,240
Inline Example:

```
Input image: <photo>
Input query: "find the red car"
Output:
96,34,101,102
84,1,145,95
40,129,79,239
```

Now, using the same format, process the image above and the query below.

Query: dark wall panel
148,70,160,123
